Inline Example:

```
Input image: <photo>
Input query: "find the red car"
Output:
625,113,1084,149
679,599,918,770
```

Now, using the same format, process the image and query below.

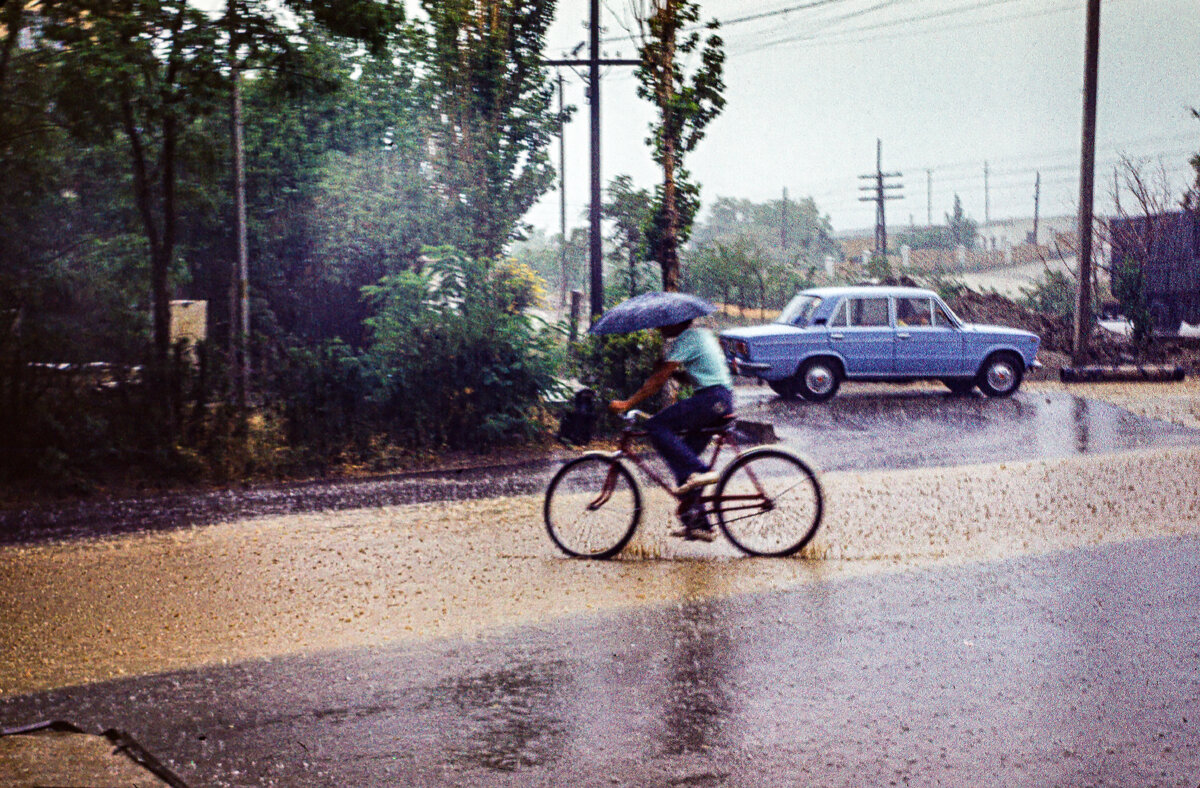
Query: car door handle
830,333,844,340
897,332,911,340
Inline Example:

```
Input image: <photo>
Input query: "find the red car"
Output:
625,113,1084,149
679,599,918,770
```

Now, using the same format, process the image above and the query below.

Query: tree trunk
661,142,680,291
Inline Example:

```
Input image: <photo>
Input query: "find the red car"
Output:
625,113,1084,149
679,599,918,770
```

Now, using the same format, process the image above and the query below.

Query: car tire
942,378,975,395
796,358,841,402
976,352,1023,397
768,378,799,399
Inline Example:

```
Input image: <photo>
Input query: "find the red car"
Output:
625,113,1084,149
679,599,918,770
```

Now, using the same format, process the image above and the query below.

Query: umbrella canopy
589,291,716,335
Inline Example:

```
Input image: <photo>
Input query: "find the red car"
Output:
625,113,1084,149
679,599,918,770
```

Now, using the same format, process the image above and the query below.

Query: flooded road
3,384,1198,545
3,535,1198,786
1,382,1199,784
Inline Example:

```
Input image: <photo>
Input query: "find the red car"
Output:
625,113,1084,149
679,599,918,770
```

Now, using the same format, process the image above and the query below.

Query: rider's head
659,319,692,339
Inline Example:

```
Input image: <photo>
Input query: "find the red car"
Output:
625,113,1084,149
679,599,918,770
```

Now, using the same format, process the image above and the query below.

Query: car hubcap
806,366,834,395
987,362,1014,392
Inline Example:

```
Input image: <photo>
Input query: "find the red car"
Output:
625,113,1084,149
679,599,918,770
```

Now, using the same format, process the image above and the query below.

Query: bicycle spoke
544,456,642,559
715,449,823,557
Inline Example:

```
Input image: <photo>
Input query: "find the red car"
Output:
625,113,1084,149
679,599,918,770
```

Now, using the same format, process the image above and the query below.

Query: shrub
363,248,563,450
1018,269,1076,320
1112,256,1153,344
570,330,665,424
273,339,378,465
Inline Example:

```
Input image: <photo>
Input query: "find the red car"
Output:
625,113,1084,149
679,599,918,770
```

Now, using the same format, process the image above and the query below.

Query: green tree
947,194,978,250
633,0,725,291
691,195,838,268
602,175,655,299
363,248,562,448
42,0,227,370
416,0,566,258
1189,108,1199,208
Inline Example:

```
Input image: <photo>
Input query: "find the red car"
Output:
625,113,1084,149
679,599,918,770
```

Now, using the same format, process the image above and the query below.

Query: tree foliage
602,174,655,300
417,0,566,259
633,0,725,291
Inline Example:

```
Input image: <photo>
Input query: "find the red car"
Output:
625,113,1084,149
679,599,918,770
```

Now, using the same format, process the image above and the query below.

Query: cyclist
608,318,734,541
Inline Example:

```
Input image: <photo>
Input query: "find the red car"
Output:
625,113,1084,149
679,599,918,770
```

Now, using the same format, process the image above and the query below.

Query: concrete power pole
984,160,990,225
1032,171,1041,245
1073,0,1101,360
926,169,932,227
557,73,567,313
781,187,788,250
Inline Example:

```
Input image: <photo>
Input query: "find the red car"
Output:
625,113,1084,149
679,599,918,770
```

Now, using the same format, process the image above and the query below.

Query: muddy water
2,445,1199,697
5,383,1199,546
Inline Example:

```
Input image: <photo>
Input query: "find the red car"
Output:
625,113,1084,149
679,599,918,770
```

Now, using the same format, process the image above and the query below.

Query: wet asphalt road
3,386,1198,545
2,385,1199,785
2,534,1198,786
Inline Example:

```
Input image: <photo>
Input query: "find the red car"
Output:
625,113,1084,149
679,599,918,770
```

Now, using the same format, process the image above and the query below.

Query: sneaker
670,525,717,542
674,470,719,495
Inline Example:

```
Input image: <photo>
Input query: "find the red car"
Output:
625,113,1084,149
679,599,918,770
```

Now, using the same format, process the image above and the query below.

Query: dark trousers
645,385,734,486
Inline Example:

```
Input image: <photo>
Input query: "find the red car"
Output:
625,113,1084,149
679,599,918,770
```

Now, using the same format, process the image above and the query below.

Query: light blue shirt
667,327,732,390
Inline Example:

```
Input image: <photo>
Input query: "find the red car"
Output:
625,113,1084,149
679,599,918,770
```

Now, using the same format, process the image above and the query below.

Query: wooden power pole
1073,0,1101,360
859,139,903,258
544,0,638,321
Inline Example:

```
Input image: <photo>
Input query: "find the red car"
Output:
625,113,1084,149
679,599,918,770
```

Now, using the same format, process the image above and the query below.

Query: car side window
846,297,890,327
931,301,955,327
828,300,848,327
896,297,932,327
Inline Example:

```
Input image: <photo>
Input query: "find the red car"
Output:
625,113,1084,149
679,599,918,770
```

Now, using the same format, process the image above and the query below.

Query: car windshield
937,299,963,327
776,294,822,326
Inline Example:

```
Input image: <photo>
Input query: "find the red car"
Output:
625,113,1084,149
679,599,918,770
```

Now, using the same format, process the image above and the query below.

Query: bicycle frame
593,419,773,522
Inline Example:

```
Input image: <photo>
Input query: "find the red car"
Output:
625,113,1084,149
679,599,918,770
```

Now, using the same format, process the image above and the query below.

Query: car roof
799,285,939,299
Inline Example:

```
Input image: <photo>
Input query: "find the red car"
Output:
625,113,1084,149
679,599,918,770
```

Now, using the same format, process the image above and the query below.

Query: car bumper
728,357,771,376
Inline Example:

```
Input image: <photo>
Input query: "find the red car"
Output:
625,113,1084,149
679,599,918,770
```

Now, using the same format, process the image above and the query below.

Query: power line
739,0,1067,54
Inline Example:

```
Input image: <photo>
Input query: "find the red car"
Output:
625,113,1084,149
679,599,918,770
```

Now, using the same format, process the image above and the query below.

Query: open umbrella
589,291,716,335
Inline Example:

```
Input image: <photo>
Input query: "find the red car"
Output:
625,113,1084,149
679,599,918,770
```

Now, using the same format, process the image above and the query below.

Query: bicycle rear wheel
714,448,823,557
544,455,642,559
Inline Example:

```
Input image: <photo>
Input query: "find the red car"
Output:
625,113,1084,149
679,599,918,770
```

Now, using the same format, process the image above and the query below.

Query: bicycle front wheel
544,455,642,559
714,448,823,557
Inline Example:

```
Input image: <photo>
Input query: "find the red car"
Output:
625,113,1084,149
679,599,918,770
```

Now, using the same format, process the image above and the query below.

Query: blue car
720,286,1042,401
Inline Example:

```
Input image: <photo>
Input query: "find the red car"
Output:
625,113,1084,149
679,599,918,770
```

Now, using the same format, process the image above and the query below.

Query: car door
828,295,894,376
893,295,966,376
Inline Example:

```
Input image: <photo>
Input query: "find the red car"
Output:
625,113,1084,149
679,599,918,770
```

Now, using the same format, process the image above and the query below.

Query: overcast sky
529,0,1200,236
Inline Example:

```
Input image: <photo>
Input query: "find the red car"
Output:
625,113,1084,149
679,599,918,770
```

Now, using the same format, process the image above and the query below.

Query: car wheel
976,352,1023,397
768,378,799,399
942,378,975,395
796,358,841,402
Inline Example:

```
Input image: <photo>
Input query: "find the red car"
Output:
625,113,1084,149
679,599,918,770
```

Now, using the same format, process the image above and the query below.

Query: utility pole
557,73,567,313
228,0,249,409
545,0,638,321
858,139,903,257
984,160,990,225
1073,0,1101,360
926,168,932,226
781,187,788,250
1032,171,1041,244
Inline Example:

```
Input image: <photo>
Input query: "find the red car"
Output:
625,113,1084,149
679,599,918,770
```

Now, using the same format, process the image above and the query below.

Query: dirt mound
944,289,1200,374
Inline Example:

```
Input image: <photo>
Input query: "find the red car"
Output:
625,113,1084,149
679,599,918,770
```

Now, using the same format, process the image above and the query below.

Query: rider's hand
609,399,629,414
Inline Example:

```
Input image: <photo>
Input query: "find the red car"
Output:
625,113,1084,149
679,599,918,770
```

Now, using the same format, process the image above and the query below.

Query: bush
363,248,564,450
570,330,665,424
273,339,378,465
1018,269,1076,320
1112,256,1153,344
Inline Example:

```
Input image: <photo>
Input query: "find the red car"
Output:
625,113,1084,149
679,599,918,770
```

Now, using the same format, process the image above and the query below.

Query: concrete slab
0,724,183,787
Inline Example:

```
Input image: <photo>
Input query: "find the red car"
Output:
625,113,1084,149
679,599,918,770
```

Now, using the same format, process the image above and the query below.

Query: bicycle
543,409,823,559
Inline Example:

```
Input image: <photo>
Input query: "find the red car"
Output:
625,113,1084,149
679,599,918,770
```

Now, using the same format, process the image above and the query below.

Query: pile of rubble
944,288,1200,376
